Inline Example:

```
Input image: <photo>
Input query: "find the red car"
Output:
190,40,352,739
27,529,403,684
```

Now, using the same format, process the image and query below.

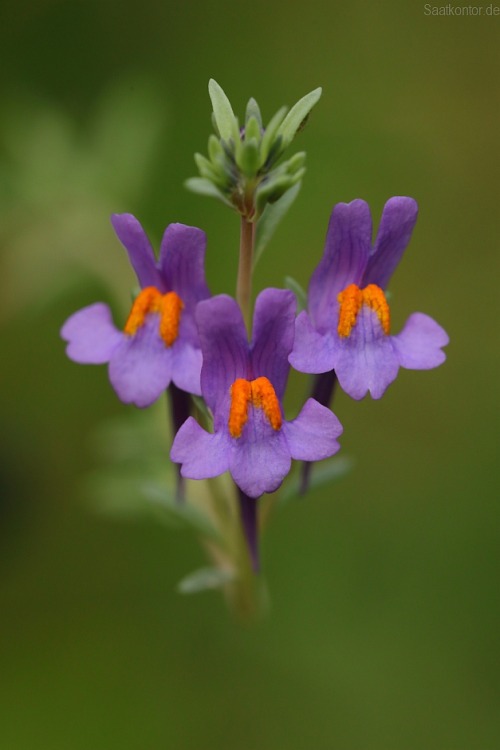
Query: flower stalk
236,217,255,333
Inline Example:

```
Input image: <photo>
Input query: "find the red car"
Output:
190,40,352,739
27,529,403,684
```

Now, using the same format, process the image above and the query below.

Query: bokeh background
1,1,499,748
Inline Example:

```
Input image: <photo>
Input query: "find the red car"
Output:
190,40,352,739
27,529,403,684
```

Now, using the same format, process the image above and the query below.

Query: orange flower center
337,283,390,338
124,286,184,347
228,376,282,439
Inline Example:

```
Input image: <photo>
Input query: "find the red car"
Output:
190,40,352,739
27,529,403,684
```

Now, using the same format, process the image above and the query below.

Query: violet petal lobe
391,312,449,370
308,199,372,332
170,418,230,479
196,295,249,419
332,307,400,400
159,224,210,308
61,303,123,364
283,398,342,461
229,428,291,499
110,213,163,290
250,288,296,400
108,316,173,407
363,197,418,289
288,310,336,374
170,339,203,396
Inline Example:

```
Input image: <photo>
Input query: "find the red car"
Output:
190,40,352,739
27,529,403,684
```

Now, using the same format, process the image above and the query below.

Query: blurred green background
1,0,499,748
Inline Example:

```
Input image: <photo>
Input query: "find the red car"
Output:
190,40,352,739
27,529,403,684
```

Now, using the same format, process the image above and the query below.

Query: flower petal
170,418,230,479
391,312,449,369
171,339,203,396
61,303,123,364
333,307,400,400
108,316,172,407
196,295,249,419
283,398,342,461
229,428,291,498
363,197,418,289
250,288,296,399
288,310,336,374
308,200,372,331
110,213,163,290
159,224,210,308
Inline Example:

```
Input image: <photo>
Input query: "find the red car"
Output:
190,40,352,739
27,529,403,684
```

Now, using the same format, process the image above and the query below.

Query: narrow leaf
245,97,262,128
177,566,236,595
280,456,353,505
254,181,301,266
255,174,294,215
184,177,233,207
244,115,261,143
284,275,307,312
277,87,322,148
260,106,287,165
208,79,236,142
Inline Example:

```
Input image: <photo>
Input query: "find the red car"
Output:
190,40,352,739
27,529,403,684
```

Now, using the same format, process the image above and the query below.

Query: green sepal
177,566,236,595
260,105,287,166
184,177,233,207
276,87,322,149
254,181,302,267
284,274,308,312
245,97,262,128
208,79,237,142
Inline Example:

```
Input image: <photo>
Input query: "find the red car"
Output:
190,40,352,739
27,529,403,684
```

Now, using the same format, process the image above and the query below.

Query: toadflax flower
61,214,210,407
170,288,343,499
289,197,449,399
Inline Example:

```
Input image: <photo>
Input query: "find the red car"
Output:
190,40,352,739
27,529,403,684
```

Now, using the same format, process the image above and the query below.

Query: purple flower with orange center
289,197,449,399
61,214,210,407
170,288,343,500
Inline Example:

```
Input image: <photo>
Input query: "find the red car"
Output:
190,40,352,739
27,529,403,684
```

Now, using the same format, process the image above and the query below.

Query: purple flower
170,288,343,499
289,197,449,399
61,214,210,407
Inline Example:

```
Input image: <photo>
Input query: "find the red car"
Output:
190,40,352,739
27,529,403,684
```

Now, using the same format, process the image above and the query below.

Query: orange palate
337,283,390,338
229,376,282,438
124,286,184,347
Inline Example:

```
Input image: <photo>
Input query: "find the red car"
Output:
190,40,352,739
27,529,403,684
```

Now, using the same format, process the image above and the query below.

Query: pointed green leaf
277,87,322,148
284,275,307,311
285,151,306,174
191,394,213,428
208,79,237,142
244,115,261,144
141,483,223,541
245,97,262,128
260,106,287,165
255,174,295,214
184,177,233,207
254,181,301,266
237,138,260,177
177,566,236,595
194,152,221,181
85,471,222,542
208,134,223,162
280,456,353,505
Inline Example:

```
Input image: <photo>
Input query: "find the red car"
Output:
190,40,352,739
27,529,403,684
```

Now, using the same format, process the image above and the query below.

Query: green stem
236,217,255,334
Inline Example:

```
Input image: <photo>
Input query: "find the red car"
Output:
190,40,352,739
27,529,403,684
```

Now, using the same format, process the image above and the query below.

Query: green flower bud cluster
185,80,322,221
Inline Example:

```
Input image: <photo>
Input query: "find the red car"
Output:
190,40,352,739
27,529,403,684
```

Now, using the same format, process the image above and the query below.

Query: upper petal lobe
110,213,163,290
